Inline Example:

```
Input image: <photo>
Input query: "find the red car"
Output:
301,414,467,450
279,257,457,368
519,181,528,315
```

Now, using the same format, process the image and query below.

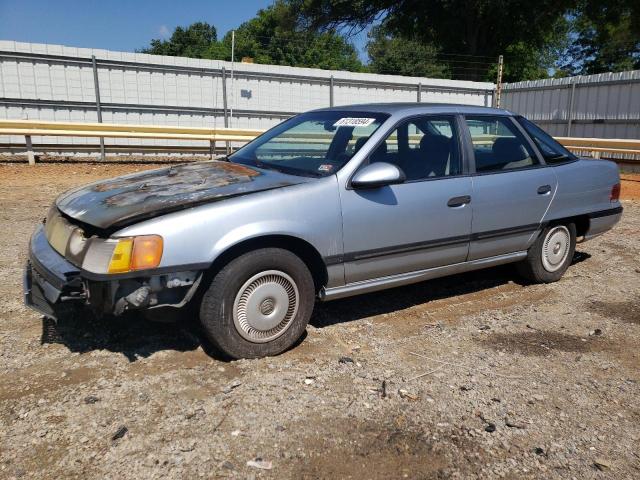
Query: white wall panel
0,40,493,154
503,70,640,140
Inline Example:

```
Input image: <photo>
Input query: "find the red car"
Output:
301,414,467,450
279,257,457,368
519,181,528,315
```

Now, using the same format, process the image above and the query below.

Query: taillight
610,183,621,202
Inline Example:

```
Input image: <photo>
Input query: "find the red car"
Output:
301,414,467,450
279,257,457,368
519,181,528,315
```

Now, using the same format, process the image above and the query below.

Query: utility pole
222,67,230,155
230,30,235,126
91,55,106,161
329,76,334,107
495,55,504,108
566,81,576,136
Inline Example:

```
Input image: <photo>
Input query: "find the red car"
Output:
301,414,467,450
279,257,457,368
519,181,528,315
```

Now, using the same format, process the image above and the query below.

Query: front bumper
24,225,203,319
24,225,85,320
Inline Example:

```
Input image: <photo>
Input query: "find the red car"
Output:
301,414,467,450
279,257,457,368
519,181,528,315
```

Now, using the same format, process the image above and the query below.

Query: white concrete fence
2,41,639,166
502,71,640,139
0,41,494,157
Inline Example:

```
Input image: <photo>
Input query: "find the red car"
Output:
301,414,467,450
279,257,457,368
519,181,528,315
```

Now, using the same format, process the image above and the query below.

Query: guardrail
1,119,639,165
555,136,640,158
0,119,263,164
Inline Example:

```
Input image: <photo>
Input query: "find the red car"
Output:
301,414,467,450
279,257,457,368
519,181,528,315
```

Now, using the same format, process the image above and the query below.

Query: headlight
107,235,163,274
43,208,164,275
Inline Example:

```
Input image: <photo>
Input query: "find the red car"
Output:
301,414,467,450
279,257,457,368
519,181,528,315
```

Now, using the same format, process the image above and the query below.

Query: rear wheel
199,248,315,359
517,223,576,283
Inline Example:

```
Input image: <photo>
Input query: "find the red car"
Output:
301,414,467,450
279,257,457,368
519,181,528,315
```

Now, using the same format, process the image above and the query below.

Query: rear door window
465,116,539,173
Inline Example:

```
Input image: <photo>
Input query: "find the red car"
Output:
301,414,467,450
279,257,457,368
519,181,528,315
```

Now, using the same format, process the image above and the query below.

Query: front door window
369,116,461,181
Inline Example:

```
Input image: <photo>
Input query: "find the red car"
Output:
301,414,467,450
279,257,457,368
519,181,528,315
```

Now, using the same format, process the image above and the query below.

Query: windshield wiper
252,161,289,174
544,153,571,161
253,161,323,178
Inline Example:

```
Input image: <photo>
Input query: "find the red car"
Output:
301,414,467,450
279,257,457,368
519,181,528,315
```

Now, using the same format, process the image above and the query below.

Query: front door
463,115,558,260
340,115,473,284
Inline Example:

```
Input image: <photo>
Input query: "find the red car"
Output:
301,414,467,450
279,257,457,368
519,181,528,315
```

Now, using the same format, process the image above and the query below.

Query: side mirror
351,162,406,189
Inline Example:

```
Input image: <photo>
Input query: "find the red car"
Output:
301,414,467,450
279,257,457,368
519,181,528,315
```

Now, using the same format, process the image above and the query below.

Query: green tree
140,2,363,72
559,1,640,75
498,18,571,81
218,0,363,71
142,22,217,58
290,0,574,81
366,26,450,78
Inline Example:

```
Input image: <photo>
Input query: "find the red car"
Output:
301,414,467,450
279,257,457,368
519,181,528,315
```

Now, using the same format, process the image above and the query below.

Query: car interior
363,116,538,177
366,119,458,180
251,115,537,178
473,137,536,172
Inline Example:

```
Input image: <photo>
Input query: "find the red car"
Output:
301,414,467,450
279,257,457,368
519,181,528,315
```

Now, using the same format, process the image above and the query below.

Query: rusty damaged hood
55,161,311,230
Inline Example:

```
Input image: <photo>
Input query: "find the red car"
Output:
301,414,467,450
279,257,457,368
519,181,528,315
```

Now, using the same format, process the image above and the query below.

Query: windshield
229,111,389,177
516,116,576,163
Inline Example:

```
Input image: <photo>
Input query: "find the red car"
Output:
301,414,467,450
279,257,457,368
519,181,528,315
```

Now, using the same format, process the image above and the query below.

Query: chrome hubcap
260,298,275,316
542,226,570,272
233,270,299,343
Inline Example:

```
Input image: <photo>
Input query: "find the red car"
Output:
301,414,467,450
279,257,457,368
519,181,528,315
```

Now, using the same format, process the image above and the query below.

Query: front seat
417,135,451,178
353,136,369,154
370,140,388,163
335,136,370,166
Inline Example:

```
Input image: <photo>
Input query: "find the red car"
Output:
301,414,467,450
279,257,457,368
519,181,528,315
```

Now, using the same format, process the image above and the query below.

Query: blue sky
0,0,369,58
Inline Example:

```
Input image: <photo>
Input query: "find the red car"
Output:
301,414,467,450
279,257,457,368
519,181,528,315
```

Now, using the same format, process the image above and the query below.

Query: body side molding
320,251,527,301
587,206,623,219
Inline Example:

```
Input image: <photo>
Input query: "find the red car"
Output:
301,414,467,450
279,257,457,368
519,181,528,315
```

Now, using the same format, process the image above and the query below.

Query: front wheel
517,223,576,283
199,248,315,359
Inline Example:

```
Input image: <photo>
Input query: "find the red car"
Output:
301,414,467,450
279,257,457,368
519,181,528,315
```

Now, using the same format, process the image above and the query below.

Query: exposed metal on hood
93,162,259,206
55,160,310,230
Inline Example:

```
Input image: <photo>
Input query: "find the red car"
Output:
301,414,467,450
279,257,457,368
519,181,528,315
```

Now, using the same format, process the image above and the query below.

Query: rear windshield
516,116,576,164
230,111,389,177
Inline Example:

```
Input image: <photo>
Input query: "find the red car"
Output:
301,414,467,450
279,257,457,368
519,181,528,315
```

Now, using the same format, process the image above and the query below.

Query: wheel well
206,235,328,293
549,215,589,237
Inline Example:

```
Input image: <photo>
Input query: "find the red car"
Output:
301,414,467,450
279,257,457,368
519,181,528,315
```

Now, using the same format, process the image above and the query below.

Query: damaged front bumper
24,226,203,320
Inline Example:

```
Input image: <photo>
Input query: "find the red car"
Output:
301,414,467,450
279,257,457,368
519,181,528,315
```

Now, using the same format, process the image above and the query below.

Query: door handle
537,185,552,195
447,195,471,207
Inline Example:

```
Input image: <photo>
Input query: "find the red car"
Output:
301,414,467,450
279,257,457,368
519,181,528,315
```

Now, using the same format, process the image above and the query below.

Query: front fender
114,176,343,271
209,220,321,260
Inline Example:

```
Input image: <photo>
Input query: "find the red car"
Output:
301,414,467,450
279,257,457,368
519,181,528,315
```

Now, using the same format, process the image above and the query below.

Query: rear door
463,115,557,260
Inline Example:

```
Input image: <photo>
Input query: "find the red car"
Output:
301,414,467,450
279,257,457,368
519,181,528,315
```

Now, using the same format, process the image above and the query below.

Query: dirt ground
0,162,638,479
620,174,640,201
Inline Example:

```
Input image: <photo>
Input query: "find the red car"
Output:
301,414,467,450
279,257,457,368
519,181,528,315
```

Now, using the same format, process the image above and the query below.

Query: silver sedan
25,104,622,358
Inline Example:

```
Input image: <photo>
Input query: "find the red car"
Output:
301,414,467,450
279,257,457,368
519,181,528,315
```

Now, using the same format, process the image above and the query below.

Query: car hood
55,160,312,230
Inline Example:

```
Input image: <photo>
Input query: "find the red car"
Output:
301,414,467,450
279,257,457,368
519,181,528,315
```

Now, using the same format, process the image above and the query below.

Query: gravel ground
0,163,638,479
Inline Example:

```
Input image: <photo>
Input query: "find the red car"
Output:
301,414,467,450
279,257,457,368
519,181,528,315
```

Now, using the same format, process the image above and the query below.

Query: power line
231,33,501,61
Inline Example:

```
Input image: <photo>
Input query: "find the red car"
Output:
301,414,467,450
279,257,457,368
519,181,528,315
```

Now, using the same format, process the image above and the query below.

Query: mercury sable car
24,104,623,358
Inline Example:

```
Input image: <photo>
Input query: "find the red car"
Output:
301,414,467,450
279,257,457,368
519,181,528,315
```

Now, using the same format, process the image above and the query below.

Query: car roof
312,102,514,116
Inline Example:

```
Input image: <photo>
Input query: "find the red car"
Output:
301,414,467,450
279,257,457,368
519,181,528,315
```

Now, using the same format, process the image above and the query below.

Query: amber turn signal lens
107,235,163,274
130,235,163,271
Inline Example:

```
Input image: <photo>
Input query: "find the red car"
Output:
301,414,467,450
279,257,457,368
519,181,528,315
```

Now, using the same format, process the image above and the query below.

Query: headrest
371,140,388,162
492,137,528,163
420,134,450,153
354,137,368,152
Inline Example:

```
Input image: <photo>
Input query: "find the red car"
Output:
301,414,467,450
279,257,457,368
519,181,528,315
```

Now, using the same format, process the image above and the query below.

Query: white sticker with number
333,117,376,127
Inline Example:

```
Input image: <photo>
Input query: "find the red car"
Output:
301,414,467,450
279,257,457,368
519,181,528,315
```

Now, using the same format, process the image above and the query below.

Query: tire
517,223,576,283
199,248,315,359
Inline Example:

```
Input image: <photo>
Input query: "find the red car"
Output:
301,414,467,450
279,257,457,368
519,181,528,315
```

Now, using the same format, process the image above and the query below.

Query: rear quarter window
515,116,576,165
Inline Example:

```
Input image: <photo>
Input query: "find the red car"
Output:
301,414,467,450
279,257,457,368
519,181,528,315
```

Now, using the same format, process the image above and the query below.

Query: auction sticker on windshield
333,118,377,127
